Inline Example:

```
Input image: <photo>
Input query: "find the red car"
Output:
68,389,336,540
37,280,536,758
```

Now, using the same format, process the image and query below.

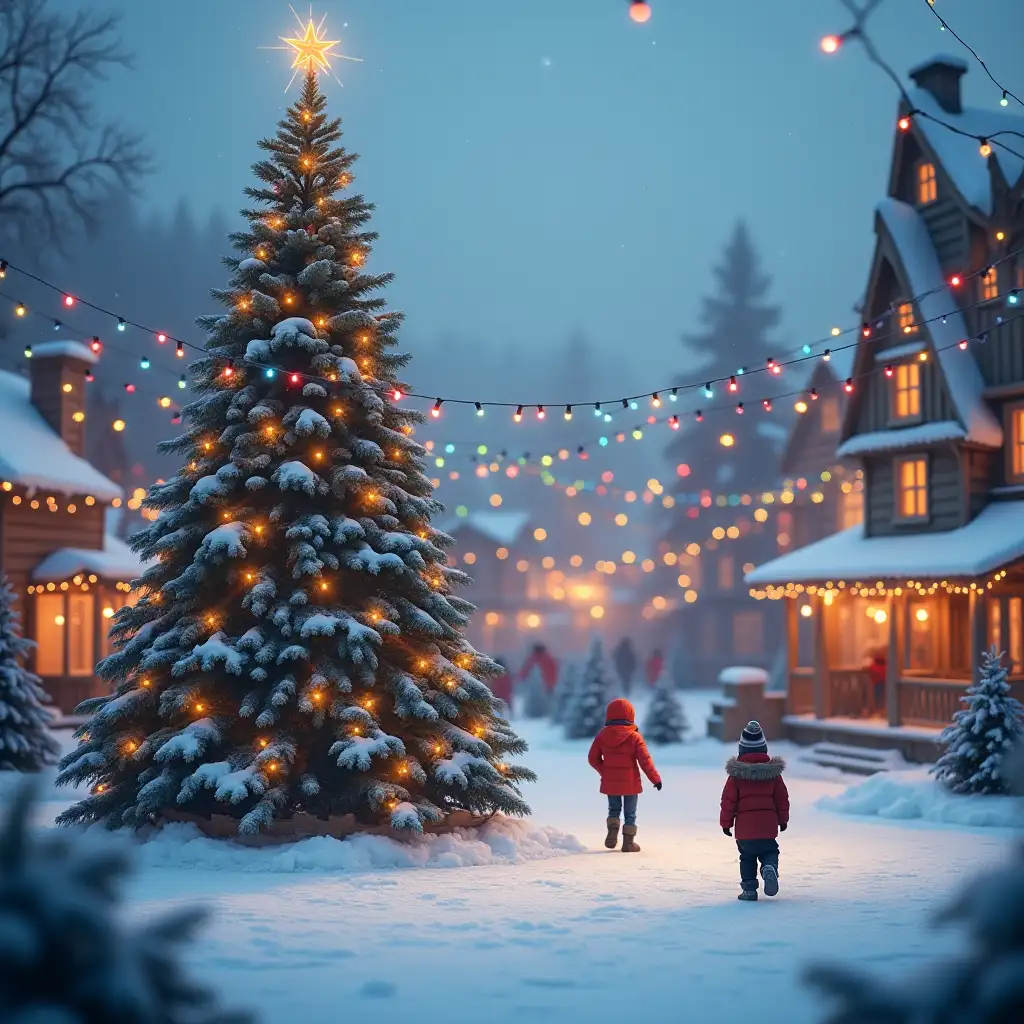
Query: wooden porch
781,581,1024,759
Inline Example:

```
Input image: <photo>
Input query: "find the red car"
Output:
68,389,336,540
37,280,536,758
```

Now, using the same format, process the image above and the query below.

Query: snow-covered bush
0,573,59,771
0,780,252,1022
564,637,611,740
806,744,1024,1023
550,662,578,725
932,646,1024,795
642,674,687,745
520,665,550,719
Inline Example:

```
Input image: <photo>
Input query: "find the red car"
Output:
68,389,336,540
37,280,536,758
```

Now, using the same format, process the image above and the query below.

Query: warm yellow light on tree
102,606,114,619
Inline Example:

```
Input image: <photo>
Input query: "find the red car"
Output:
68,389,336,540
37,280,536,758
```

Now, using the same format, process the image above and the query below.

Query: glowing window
34,594,65,676
67,593,95,677
717,555,734,591
917,162,937,205
840,487,864,530
1009,405,1024,482
820,398,840,434
892,362,921,420
895,456,928,520
897,302,917,334
980,266,999,301
1010,597,1023,675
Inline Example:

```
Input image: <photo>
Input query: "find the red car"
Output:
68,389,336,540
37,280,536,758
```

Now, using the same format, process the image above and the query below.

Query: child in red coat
588,698,662,852
720,721,790,901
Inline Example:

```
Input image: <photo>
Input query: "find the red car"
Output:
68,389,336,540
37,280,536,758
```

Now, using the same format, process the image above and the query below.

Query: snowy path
22,694,1022,1023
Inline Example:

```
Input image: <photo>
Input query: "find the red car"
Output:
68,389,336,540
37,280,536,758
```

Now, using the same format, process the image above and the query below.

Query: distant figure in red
866,647,886,715
588,698,662,853
644,648,665,687
489,658,512,710
518,644,559,693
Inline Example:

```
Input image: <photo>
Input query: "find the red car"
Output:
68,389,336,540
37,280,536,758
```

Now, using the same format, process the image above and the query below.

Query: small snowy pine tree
642,674,687,745
564,637,612,740
0,781,252,1023
55,71,534,835
0,573,59,771
520,665,550,719
550,662,578,725
932,646,1024,795
806,746,1024,1023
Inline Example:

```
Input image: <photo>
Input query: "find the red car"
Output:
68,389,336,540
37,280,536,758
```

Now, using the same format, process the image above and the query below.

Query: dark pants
736,838,780,892
608,794,638,827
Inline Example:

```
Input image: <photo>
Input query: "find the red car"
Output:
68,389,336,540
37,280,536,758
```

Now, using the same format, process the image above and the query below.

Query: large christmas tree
56,71,534,835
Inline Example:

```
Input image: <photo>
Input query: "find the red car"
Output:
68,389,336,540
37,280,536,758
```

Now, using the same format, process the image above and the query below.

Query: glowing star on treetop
265,6,362,91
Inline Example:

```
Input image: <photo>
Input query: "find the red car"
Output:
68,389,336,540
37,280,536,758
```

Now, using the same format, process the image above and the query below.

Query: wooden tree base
157,808,494,847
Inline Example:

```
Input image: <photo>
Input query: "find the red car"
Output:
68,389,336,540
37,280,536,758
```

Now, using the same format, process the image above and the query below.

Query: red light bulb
820,34,841,54
629,2,652,24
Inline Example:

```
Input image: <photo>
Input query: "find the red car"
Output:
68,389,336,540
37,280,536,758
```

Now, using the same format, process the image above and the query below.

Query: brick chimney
909,56,968,115
28,340,98,457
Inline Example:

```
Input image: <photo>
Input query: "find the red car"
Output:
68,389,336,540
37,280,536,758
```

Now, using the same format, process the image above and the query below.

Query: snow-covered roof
837,420,965,458
447,511,531,547
908,84,1024,214
32,534,148,583
746,499,1024,584
875,199,1002,448
30,340,98,364
0,370,122,500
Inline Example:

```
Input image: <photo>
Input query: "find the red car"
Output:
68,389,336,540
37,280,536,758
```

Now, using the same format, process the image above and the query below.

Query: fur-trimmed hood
724,755,786,780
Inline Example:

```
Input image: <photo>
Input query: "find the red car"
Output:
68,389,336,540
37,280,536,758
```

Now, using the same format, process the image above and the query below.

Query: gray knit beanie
738,720,768,755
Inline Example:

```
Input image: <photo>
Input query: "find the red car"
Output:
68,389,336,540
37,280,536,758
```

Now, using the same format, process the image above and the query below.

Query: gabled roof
746,499,1024,584
843,199,1002,451
905,84,1024,216
0,370,122,500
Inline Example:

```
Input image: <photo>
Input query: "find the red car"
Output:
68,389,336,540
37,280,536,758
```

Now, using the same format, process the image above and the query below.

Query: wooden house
0,340,145,715
743,57,1024,760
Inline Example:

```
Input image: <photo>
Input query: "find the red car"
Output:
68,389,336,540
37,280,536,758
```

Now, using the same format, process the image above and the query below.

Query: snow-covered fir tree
642,674,687,745
550,662,578,725
56,71,534,835
806,751,1024,1022
521,665,549,719
932,646,1023,795
564,637,612,740
0,780,252,1023
0,574,59,771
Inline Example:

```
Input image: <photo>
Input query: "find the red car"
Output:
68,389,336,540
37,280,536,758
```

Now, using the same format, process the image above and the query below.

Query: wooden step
798,742,907,776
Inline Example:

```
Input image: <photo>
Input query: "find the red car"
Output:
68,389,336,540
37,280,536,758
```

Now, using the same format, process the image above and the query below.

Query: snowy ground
10,690,1024,1024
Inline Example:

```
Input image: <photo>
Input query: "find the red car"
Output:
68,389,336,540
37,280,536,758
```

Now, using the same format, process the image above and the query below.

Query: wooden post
785,598,797,685
812,596,828,719
969,587,988,684
886,592,903,726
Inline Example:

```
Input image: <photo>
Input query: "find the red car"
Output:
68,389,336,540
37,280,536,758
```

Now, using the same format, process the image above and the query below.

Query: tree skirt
158,808,494,846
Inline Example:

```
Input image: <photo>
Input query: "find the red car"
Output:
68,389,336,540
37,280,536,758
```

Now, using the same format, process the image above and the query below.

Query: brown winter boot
605,818,620,849
621,824,640,853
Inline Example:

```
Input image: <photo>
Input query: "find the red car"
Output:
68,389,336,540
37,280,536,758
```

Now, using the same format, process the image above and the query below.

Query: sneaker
761,865,779,897
737,890,758,902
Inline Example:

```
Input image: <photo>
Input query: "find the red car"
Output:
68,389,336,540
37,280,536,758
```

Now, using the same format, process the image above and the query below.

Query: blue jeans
607,795,638,826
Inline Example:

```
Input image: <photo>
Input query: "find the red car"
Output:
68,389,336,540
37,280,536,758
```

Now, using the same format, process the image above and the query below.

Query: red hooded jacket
587,699,662,796
719,753,790,840
518,648,559,692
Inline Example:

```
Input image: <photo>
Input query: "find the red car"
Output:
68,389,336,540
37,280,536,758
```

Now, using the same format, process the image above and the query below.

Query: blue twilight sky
51,0,1024,394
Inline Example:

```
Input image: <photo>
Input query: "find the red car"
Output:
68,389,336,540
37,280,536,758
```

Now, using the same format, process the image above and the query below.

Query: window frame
889,361,923,425
1006,402,1024,485
896,302,918,335
894,454,930,524
916,161,938,205
980,265,999,302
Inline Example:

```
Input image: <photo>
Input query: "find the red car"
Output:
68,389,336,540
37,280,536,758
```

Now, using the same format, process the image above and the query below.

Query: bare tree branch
0,0,149,254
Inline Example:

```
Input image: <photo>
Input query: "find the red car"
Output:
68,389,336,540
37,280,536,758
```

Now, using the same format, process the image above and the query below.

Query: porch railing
829,668,874,718
787,669,814,715
899,678,968,728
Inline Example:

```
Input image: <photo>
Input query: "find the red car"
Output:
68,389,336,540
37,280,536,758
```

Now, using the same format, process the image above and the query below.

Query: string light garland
823,0,1024,163
629,1,652,24
3,245,1020,424
919,0,1023,109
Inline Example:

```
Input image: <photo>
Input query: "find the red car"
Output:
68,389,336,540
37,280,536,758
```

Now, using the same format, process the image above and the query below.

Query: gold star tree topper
265,7,361,90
